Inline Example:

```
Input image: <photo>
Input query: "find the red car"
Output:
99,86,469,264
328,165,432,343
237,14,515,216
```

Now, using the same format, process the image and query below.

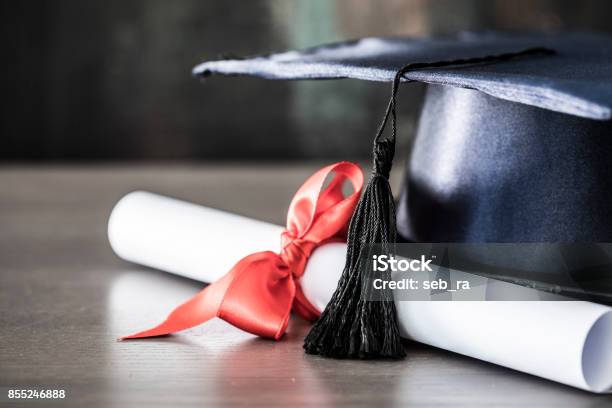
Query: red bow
123,162,363,340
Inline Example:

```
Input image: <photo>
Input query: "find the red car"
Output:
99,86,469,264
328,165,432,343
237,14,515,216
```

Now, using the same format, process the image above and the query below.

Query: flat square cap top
194,32,612,120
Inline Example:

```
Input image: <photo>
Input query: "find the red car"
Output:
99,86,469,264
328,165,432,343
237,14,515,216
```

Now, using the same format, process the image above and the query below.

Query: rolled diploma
108,191,612,393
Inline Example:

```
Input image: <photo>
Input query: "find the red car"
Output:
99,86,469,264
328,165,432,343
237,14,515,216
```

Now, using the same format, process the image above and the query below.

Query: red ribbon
123,162,363,340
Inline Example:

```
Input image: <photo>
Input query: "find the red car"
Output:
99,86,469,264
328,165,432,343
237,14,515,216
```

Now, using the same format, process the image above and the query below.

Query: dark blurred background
3,0,612,161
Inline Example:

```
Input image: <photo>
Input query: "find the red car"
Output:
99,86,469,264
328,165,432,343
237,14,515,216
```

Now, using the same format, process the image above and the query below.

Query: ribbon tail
121,272,233,340
121,252,295,340
292,282,320,322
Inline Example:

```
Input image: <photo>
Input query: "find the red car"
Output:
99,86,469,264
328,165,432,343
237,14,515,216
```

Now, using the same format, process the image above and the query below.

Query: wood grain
0,163,610,407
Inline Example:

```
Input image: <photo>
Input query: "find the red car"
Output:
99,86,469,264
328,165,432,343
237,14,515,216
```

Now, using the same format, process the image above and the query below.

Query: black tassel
304,66,406,359
304,47,555,360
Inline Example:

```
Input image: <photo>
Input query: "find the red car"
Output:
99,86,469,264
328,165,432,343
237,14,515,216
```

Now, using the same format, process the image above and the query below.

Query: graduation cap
193,32,612,359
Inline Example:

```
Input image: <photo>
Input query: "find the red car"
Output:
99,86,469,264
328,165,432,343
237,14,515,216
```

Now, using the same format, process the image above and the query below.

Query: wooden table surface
1,163,611,407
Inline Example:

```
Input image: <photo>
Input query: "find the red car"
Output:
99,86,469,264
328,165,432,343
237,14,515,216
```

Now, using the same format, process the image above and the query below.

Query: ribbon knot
279,233,313,275
123,162,363,341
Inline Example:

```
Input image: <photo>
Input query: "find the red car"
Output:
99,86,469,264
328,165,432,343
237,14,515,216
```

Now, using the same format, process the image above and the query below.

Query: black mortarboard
193,32,612,359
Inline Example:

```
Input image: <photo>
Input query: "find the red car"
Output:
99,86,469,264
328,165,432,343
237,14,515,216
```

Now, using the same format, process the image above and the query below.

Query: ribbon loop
123,162,363,341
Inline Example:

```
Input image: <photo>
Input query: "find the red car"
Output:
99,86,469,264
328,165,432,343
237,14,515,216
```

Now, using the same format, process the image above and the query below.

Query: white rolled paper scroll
108,191,612,393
